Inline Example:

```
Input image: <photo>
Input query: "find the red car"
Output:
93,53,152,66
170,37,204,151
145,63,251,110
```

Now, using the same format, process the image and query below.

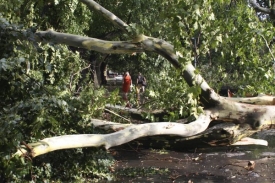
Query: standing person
136,72,146,93
122,72,132,106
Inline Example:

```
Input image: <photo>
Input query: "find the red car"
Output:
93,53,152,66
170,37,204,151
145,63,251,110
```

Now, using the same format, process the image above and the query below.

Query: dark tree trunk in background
100,61,107,86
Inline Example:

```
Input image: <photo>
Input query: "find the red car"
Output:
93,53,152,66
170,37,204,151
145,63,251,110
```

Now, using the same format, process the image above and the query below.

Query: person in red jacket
122,72,132,106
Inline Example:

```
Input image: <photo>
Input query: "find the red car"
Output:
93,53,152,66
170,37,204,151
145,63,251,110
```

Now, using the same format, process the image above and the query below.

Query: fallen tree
14,0,275,158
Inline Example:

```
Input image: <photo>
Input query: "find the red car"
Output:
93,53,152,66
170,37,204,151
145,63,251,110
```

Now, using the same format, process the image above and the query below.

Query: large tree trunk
14,0,275,158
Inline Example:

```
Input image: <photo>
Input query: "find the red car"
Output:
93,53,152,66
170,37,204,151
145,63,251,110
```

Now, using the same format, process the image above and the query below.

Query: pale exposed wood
89,119,134,131
80,0,128,32
105,104,163,115
35,30,144,54
231,137,268,146
104,108,131,122
15,111,212,157
224,95,275,105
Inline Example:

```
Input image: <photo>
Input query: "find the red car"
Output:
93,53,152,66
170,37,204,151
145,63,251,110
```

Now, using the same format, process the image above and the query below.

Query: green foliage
153,0,275,98
2,148,115,182
0,8,117,181
0,45,115,181
1,0,275,181
30,148,115,182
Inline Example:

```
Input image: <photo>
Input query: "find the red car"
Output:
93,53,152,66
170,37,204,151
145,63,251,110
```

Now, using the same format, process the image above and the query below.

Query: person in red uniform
122,72,132,106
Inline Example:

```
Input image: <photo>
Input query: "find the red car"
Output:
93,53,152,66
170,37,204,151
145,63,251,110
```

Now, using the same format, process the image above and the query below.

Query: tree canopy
1,0,275,182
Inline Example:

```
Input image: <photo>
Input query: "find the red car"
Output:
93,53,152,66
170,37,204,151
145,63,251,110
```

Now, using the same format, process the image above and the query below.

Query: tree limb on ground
13,0,275,158
225,94,275,105
15,111,212,157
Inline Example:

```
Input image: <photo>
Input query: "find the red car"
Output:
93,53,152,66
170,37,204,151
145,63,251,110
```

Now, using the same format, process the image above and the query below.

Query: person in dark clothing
136,72,146,93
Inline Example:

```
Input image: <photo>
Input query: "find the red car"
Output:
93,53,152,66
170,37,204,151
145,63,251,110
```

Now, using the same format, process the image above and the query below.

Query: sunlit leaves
0,58,7,71
209,13,215,20
216,34,223,43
